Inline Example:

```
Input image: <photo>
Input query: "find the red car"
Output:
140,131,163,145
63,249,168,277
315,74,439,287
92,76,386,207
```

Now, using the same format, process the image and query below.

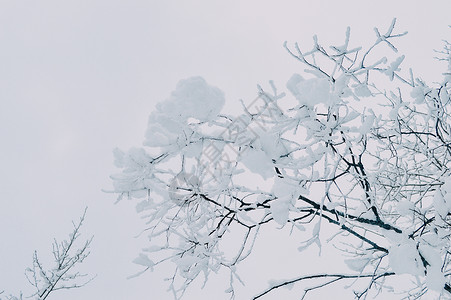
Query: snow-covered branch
1,208,94,300
110,19,451,298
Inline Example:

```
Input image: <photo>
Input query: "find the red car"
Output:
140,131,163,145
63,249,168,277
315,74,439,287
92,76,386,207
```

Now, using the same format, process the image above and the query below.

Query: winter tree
1,209,93,300
109,19,451,299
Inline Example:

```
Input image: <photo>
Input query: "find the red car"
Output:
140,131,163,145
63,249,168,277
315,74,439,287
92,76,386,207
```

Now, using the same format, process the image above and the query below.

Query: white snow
269,198,290,226
419,244,446,292
145,117,182,147
333,74,352,98
133,253,155,268
388,240,423,276
385,55,405,81
269,177,306,225
240,148,274,180
359,113,375,135
433,178,451,218
144,77,225,147
286,74,335,107
255,130,286,159
344,257,369,272
425,265,446,292
286,73,304,97
410,86,425,104
160,76,225,122
353,83,372,97
396,200,414,216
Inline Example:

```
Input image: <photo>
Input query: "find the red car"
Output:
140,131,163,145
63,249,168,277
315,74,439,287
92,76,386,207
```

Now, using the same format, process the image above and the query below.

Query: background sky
0,1,450,299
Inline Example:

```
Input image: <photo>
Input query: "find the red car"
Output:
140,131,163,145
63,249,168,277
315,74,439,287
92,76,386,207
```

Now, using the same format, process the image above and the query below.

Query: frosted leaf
258,130,286,159
312,221,321,236
339,110,360,126
143,77,224,148
110,147,156,194
396,200,414,216
144,115,183,147
297,222,322,253
388,240,423,276
272,176,304,200
442,177,451,194
176,254,201,270
344,257,369,272
271,177,306,226
354,83,372,97
439,87,449,103
359,114,375,135
385,55,405,81
333,74,352,98
425,265,446,292
145,125,175,147
144,245,164,253
130,190,147,198
290,77,334,107
113,148,125,168
169,172,200,205
136,200,151,213
183,141,203,158
270,197,290,225
161,76,225,122
121,148,153,171
133,253,155,268
433,190,450,218
419,244,442,270
240,148,274,180
410,86,425,104
286,73,304,97
388,100,405,120
150,111,186,134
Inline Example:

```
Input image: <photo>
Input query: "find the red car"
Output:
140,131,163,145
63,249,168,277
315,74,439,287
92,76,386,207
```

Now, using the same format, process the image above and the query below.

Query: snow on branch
110,19,451,299
1,208,94,300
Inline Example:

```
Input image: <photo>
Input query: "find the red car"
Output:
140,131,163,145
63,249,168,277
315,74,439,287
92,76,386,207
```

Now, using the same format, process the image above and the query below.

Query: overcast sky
1,1,450,299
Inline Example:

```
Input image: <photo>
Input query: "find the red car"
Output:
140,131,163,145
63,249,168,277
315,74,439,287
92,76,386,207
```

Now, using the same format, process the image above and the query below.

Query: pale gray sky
0,1,450,299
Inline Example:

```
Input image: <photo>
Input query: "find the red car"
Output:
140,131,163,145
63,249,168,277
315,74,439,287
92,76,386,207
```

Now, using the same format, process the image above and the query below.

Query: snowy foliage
110,19,451,299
